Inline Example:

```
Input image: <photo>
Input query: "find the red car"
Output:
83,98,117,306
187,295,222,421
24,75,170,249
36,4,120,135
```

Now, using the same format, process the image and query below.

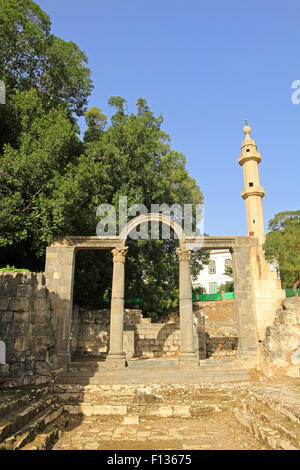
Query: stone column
176,247,199,366
45,244,76,370
105,247,128,368
232,240,260,365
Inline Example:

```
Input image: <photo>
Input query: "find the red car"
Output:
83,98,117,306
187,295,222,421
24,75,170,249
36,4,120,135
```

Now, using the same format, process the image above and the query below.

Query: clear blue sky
38,0,300,237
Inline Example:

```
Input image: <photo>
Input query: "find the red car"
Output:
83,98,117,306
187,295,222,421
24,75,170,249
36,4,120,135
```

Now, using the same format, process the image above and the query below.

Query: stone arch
119,213,185,245
106,213,197,367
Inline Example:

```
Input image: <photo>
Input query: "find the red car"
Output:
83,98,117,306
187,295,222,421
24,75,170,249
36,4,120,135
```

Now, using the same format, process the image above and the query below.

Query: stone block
10,362,25,377
0,297,9,310
123,415,139,425
0,310,13,322
93,405,112,415
79,404,94,416
14,311,29,323
158,406,173,417
8,323,28,338
33,297,51,311
31,323,53,337
14,337,29,352
64,405,81,414
36,287,48,298
173,406,190,417
35,361,51,375
31,311,51,324
111,405,127,415
17,285,31,297
16,297,30,312
0,363,9,377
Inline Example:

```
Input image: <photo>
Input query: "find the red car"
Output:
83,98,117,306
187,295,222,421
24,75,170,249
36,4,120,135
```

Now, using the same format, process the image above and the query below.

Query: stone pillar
105,247,128,368
176,247,199,366
45,244,76,370
231,239,260,365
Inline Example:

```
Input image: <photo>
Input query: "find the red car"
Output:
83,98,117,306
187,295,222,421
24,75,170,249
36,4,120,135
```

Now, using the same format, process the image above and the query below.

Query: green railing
103,293,236,303
102,289,298,305
224,292,235,300
196,293,222,301
285,288,300,297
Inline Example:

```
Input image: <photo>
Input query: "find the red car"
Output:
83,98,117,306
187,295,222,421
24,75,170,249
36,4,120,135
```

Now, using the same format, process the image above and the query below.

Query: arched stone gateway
119,213,185,244
44,213,285,371
106,213,197,367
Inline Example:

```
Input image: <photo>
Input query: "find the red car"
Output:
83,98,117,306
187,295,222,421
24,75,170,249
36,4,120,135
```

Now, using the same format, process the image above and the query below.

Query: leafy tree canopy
77,98,209,314
0,0,93,120
264,210,300,288
0,1,208,317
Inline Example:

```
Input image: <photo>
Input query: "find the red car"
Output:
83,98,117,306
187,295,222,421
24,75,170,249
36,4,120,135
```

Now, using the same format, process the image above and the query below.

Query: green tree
264,210,300,288
75,97,209,315
0,89,98,269
84,106,107,143
0,0,93,130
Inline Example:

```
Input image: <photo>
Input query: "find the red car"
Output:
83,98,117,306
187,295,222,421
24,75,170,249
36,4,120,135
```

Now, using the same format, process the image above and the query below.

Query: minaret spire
238,123,266,245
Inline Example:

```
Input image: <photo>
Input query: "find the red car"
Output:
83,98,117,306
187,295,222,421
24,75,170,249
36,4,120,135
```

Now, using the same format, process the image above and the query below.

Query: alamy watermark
96,197,205,248
291,80,300,104
0,80,5,105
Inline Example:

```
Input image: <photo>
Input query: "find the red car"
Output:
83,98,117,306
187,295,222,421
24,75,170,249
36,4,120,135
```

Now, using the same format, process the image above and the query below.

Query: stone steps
69,359,241,373
0,395,67,450
0,386,54,419
61,367,249,377
233,389,300,450
21,413,69,450
56,368,250,385
61,402,226,418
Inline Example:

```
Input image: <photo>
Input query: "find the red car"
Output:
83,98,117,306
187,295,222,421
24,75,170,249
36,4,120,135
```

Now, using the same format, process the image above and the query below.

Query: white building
192,250,233,294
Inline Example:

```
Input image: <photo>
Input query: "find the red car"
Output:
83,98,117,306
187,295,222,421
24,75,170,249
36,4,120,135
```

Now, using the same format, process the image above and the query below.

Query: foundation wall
0,271,56,384
71,308,206,359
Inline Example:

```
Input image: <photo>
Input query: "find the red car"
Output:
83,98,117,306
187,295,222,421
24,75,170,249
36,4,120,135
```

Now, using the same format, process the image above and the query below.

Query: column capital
176,247,191,261
112,247,128,263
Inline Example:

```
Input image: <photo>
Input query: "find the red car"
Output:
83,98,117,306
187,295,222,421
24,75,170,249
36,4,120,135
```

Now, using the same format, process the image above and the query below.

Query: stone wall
250,245,285,341
71,308,206,359
193,300,238,358
263,297,300,378
71,308,142,357
0,271,55,384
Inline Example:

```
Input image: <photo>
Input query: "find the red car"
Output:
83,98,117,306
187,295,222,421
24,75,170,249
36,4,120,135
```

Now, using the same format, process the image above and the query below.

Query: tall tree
264,210,300,288
0,89,97,269
76,97,209,315
0,0,93,150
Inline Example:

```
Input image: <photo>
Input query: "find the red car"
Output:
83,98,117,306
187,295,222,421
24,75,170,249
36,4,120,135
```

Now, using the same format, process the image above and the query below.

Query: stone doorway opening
68,222,200,367
45,219,262,371
70,249,113,363
192,248,238,361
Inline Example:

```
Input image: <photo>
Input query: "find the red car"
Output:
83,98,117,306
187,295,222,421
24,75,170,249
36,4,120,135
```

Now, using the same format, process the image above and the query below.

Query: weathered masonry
0,125,289,383
43,212,284,372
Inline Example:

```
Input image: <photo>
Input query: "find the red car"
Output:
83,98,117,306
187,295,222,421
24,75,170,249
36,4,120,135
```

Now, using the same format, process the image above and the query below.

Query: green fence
103,293,235,303
196,293,222,301
285,288,300,297
224,292,235,300
102,289,298,305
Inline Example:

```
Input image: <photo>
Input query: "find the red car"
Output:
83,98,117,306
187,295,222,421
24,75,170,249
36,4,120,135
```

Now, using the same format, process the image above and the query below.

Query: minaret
238,122,266,245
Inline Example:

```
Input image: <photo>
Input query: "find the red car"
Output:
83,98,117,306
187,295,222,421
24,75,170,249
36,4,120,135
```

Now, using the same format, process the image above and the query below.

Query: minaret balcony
241,186,265,200
238,152,262,166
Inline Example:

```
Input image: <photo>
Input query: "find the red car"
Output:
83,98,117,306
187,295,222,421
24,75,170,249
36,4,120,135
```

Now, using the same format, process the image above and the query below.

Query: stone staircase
55,381,300,450
0,387,69,450
232,385,300,450
56,358,251,385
